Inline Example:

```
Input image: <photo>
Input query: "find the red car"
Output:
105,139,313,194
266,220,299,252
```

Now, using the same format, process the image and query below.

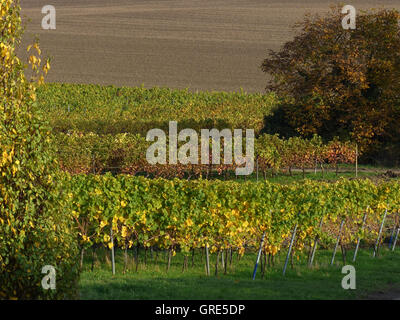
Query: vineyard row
67,174,400,266
56,132,357,178
37,83,277,136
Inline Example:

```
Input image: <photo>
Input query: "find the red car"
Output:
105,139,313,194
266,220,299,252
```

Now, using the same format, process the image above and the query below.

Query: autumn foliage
261,6,400,162
0,0,79,299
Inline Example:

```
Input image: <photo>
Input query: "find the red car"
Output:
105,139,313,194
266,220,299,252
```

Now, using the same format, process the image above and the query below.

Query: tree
0,0,79,299
261,5,400,160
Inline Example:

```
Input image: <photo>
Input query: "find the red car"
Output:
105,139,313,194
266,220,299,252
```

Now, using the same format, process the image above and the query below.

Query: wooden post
205,243,210,276
309,218,323,267
92,154,96,175
167,248,172,272
355,143,358,178
224,250,228,275
256,158,259,182
124,240,128,274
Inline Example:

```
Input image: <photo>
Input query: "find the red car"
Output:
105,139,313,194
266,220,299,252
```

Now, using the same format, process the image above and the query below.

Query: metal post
283,224,298,276
392,227,400,251
110,227,115,275
252,231,267,280
205,243,210,276
309,218,323,267
331,219,345,265
353,211,368,262
389,224,397,249
373,208,388,258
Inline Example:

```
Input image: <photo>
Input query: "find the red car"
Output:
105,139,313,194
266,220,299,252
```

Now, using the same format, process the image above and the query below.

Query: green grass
79,246,400,300
212,166,387,184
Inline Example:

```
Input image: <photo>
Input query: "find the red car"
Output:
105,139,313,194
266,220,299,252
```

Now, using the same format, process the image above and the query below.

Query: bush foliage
0,0,79,299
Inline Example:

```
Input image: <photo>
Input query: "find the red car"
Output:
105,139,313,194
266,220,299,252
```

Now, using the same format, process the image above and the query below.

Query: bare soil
20,0,400,92
365,285,400,300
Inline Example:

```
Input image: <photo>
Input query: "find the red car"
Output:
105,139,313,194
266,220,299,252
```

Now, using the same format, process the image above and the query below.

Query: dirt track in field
20,0,400,92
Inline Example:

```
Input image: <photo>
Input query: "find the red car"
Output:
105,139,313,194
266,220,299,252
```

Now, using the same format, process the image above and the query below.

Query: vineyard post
92,154,95,174
321,163,324,178
331,219,345,266
392,227,400,251
110,227,116,275
309,218,323,267
252,231,266,280
123,240,128,274
91,246,96,272
80,247,85,270
373,207,388,258
389,211,398,250
215,250,220,276
221,249,225,270
389,224,397,249
167,248,172,272
283,224,298,276
353,210,368,262
224,249,228,274
314,159,317,175
355,143,358,178
205,243,210,276
256,158,259,182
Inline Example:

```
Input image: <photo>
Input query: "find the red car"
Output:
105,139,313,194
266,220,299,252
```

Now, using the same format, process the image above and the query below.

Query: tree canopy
262,6,400,162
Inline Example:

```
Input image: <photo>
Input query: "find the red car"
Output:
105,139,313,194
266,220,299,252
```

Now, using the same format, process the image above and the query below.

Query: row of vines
37,83,277,136
67,174,400,274
55,132,356,178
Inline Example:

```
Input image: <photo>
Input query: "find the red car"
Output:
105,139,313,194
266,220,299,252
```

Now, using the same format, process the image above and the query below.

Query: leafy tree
0,0,79,299
261,5,400,160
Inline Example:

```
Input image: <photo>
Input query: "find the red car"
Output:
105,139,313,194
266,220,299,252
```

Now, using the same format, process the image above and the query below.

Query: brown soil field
20,0,400,92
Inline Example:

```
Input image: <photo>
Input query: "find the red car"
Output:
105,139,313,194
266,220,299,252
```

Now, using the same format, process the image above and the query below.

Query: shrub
0,0,79,299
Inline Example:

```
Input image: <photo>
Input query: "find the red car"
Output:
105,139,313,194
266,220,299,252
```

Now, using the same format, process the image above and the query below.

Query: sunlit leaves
68,174,400,259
